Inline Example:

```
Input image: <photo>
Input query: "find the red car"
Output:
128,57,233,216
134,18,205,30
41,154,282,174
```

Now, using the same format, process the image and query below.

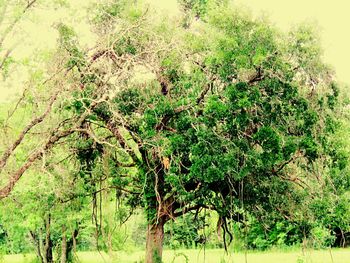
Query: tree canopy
0,1,349,263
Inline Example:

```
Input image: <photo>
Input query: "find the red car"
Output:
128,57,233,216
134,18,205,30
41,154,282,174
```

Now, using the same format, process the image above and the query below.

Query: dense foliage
0,0,349,262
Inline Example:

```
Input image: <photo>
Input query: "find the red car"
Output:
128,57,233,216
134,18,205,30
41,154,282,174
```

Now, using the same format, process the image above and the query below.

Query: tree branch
0,94,108,199
173,204,210,217
0,0,38,48
0,128,74,199
0,90,59,172
155,80,214,131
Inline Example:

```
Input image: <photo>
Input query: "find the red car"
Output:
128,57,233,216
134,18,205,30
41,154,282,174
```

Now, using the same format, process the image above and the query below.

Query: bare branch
0,49,12,70
0,0,38,48
0,128,74,199
0,90,59,171
105,119,141,164
0,93,109,199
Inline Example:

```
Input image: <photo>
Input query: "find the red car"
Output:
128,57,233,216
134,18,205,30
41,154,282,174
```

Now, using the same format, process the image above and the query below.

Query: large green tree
0,1,346,262
56,2,340,262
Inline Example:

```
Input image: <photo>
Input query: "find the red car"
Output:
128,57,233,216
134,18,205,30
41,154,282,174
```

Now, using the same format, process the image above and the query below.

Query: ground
2,248,350,263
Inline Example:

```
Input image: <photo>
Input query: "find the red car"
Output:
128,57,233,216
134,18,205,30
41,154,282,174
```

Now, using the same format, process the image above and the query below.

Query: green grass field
2,248,350,263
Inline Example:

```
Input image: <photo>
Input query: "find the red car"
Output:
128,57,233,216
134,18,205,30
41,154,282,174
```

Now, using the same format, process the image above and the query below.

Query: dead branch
0,94,109,199
0,90,59,171
0,0,38,48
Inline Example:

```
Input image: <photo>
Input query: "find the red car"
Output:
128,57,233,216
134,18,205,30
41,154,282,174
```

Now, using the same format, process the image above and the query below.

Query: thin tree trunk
39,228,46,263
61,225,79,263
72,228,78,256
29,231,44,263
61,226,67,263
66,228,79,262
145,219,165,263
43,214,53,263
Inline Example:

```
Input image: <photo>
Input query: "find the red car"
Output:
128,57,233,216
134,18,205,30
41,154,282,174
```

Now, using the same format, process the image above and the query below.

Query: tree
0,0,38,74
0,134,92,262
0,1,344,263
48,2,339,262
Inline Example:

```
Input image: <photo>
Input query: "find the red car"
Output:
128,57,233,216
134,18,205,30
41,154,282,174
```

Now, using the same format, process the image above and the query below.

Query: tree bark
29,215,53,263
60,225,79,263
0,93,106,199
72,228,78,256
145,219,165,263
43,214,53,263
29,231,44,263
66,228,79,262
60,226,67,263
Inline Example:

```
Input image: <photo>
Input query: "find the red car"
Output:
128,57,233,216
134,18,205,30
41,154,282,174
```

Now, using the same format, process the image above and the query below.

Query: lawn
2,248,350,263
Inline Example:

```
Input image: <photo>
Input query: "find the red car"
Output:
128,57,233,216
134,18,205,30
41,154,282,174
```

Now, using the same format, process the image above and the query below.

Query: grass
2,248,350,263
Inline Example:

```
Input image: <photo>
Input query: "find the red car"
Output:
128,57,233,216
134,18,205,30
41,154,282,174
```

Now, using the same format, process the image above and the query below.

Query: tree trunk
60,226,67,263
61,225,79,263
43,214,53,263
29,231,44,263
66,228,79,262
72,228,78,256
29,214,53,263
145,219,165,263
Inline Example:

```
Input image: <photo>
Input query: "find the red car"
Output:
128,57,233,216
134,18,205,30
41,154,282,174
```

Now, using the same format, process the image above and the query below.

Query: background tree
0,0,38,75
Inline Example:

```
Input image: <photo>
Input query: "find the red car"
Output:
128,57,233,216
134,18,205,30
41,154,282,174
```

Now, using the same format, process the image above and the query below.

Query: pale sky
235,0,350,85
0,0,349,102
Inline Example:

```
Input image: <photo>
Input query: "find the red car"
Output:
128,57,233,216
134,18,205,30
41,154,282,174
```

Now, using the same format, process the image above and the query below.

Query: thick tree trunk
145,219,165,263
